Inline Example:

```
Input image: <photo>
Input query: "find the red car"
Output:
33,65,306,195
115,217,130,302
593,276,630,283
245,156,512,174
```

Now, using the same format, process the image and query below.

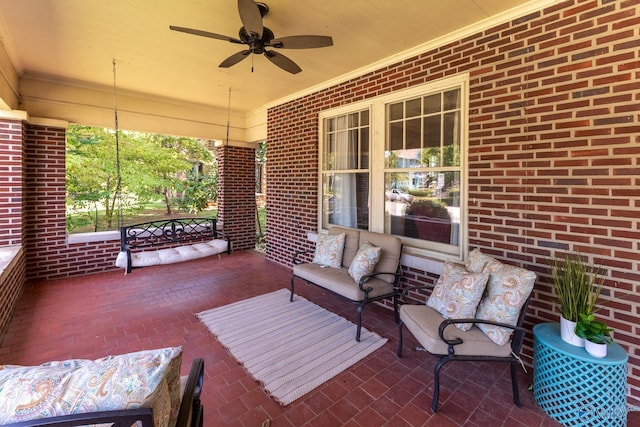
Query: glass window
319,75,467,258
384,87,462,250
320,109,370,230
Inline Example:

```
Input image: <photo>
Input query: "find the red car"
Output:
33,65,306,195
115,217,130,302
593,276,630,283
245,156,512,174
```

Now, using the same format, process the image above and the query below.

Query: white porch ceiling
0,0,538,117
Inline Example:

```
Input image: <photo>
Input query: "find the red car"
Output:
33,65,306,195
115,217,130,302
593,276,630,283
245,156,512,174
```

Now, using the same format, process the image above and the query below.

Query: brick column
0,118,25,246
216,143,257,250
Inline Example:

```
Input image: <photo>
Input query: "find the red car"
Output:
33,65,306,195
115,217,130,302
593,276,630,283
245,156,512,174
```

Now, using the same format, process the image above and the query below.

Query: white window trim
318,74,470,262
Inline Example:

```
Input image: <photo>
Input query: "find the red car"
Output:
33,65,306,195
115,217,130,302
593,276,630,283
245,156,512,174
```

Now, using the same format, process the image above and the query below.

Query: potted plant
574,313,613,358
552,253,602,346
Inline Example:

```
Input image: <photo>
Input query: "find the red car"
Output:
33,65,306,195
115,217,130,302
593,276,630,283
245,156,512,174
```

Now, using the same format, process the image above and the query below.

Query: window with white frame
320,109,370,230
319,75,468,258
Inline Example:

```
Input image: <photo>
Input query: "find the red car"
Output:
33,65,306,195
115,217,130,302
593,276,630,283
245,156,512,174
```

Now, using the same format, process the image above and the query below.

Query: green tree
66,125,216,232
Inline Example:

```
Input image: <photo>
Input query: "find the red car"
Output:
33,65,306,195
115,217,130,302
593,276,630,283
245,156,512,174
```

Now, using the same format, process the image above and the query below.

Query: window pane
423,93,441,114
360,110,369,126
423,115,441,148
360,128,369,169
384,171,460,247
337,115,346,130
322,172,369,230
349,112,359,127
406,118,421,150
443,111,460,167
389,102,403,120
325,133,335,170
388,121,403,151
406,98,421,117
444,89,461,110
326,117,335,132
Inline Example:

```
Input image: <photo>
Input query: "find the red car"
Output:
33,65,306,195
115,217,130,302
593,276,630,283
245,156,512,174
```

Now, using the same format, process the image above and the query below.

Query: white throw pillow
348,242,382,283
312,233,345,268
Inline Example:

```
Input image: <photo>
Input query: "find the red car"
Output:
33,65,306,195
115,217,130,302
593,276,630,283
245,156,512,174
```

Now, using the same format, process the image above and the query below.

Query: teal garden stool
533,323,628,427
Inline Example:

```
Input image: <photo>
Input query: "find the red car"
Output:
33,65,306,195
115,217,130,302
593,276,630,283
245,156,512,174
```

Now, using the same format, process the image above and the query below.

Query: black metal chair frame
397,285,530,412
291,248,403,342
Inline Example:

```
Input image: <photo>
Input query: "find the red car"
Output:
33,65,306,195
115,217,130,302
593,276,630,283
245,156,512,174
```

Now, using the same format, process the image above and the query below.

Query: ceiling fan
170,0,333,74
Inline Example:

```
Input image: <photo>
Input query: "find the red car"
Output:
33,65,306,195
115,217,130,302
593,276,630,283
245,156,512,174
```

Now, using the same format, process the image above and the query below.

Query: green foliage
66,125,217,231
178,169,218,214
405,198,451,220
574,313,613,344
552,253,603,322
408,189,433,197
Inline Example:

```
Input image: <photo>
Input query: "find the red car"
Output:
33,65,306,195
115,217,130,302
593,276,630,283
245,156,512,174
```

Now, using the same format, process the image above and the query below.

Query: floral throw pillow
476,263,536,345
427,261,489,331
0,347,183,427
465,248,502,274
312,233,345,268
348,242,382,283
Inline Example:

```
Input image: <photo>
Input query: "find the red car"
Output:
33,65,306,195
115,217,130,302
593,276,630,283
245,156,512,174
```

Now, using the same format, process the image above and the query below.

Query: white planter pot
560,316,585,347
585,340,607,358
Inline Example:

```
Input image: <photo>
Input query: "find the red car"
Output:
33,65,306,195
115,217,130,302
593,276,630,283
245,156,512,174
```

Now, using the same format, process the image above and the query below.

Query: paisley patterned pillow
312,233,345,268
348,242,382,283
476,263,536,345
427,261,489,331
465,248,502,274
0,346,183,427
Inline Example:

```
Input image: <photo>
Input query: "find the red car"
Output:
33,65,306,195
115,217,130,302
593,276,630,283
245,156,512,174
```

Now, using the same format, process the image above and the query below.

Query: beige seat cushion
294,263,394,301
400,304,512,357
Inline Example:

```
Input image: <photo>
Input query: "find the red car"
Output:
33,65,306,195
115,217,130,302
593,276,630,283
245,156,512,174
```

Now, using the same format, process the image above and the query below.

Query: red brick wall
0,119,26,340
267,0,640,403
0,120,25,246
23,122,120,280
216,145,257,250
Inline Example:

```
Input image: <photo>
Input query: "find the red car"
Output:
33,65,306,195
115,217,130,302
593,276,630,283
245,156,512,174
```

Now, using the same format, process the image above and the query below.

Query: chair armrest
438,318,527,347
175,358,205,427
292,249,314,265
357,270,402,293
3,408,155,427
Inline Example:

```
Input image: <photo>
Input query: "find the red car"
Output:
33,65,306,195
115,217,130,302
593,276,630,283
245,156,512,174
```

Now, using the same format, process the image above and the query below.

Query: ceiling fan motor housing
239,26,274,54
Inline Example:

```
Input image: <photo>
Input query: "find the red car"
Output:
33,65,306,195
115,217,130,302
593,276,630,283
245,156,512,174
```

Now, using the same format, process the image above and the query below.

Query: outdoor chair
397,250,536,412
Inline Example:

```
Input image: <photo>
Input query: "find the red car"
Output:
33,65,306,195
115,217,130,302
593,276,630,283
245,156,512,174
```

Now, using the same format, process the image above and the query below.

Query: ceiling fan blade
219,50,252,68
170,26,241,43
264,50,302,74
237,0,263,38
271,35,333,49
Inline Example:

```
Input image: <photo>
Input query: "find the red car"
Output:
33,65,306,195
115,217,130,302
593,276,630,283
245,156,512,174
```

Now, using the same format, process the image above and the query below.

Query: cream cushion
115,240,228,270
399,304,512,357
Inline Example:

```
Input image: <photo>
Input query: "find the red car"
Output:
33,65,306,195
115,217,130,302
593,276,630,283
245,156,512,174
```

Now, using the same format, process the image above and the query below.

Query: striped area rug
196,288,387,405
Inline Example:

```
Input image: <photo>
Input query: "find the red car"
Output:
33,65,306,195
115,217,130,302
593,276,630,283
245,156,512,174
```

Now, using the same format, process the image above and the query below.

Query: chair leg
397,320,404,357
510,360,521,406
355,302,365,342
431,357,448,413
392,294,399,323
289,275,295,302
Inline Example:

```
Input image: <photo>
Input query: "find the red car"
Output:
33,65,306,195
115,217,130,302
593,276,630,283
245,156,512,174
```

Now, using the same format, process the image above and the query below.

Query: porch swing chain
112,59,123,228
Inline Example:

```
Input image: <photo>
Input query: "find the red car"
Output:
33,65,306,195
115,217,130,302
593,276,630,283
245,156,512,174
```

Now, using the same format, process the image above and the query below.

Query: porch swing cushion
115,240,229,269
